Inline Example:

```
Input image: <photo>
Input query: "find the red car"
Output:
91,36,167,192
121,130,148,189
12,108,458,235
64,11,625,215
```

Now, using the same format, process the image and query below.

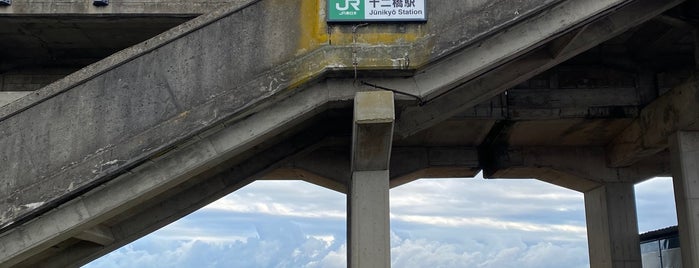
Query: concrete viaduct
0,0,698,267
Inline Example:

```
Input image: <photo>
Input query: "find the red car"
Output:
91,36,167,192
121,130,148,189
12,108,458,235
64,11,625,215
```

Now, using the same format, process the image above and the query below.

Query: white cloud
87,176,678,268
305,244,347,268
635,177,677,233
391,213,587,235
203,181,346,220
390,232,588,268
205,196,346,219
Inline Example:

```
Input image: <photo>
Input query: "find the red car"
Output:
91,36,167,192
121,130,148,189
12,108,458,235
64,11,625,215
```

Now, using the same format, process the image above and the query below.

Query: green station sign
327,0,427,22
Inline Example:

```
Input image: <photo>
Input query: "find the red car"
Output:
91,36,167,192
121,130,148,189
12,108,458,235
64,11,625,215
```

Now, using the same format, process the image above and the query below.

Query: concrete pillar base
584,183,641,268
348,170,391,268
670,131,699,268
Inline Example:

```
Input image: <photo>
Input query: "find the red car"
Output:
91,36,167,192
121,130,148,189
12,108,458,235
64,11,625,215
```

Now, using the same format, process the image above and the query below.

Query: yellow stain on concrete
290,0,431,91
328,25,423,45
298,0,330,55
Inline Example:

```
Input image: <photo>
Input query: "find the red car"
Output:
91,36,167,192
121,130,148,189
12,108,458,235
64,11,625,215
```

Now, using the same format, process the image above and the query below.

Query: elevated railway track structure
1,0,699,267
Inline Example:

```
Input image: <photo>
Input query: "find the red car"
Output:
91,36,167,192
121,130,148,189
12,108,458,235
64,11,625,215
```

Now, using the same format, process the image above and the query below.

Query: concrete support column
670,131,699,268
348,91,394,268
349,170,390,268
584,182,641,268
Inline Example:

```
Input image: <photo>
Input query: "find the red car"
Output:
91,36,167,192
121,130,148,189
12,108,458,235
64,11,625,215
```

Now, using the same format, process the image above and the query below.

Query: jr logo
336,0,360,11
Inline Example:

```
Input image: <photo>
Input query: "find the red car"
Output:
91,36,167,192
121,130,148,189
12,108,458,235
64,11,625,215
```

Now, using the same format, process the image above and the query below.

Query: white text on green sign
328,0,427,22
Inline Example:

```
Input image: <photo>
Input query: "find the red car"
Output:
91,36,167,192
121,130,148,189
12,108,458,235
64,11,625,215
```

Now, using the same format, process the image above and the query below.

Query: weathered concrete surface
0,70,73,92
348,91,394,268
0,0,681,265
257,145,480,193
0,92,30,108
0,78,352,267
0,17,192,73
584,183,642,268
349,170,391,268
670,131,699,268
393,0,684,137
609,72,699,167
0,0,575,230
482,146,670,192
352,91,395,171
0,0,241,15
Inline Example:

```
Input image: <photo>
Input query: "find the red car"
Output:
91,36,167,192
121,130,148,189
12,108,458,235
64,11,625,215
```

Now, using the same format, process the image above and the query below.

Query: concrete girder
257,167,348,193
547,26,588,59
390,167,480,188
453,76,642,121
263,146,351,193
608,73,699,167
0,92,29,107
16,241,103,268
392,0,684,138
486,167,602,193
389,147,480,188
384,0,636,102
73,225,114,246
481,146,670,192
256,145,480,193
10,116,331,267
0,79,350,266
503,87,640,120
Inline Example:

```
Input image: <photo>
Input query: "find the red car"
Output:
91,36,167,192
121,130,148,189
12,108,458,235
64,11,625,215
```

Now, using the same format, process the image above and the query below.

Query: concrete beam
503,87,640,120
389,146,479,188
352,91,395,171
608,73,699,167
257,167,347,193
73,225,114,246
390,167,479,189
482,146,670,192
453,70,641,120
8,114,329,267
547,25,588,59
0,92,29,107
394,0,684,137
670,131,699,268
584,183,641,268
0,78,349,266
263,145,480,192
486,166,602,193
16,241,102,268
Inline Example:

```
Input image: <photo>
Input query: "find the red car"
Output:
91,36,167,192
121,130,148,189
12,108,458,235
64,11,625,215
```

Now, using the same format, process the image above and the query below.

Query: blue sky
85,174,677,268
